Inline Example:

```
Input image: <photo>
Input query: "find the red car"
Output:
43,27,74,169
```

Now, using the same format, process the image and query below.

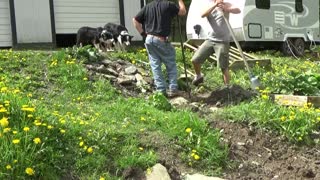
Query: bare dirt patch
210,120,320,180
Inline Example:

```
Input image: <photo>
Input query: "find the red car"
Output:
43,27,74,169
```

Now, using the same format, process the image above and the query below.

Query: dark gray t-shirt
207,8,230,42
134,0,179,37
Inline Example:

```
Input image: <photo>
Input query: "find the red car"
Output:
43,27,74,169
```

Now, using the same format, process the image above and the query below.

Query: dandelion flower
194,154,200,160
280,116,286,121
12,139,20,144
33,137,41,144
60,129,66,134
83,77,88,81
6,165,12,170
87,147,93,153
185,128,192,133
47,125,53,129
3,128,11,133
139,147,144,151
0,117,9,127
23,127,30,132
12,131,18,134
146,168,152,175
79,141,84,147
99,177,105,180
25,167,35,176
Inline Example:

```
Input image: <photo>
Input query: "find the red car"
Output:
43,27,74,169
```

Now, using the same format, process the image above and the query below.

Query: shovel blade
250,76,261,90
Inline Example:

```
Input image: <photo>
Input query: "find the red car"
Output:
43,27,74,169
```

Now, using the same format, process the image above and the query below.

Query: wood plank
273,94,308,107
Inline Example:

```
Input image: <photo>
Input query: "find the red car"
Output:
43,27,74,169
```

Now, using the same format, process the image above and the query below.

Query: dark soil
211,120,320,180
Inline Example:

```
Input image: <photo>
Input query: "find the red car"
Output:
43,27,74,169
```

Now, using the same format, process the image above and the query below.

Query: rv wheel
280,39,294,56
293,38,305,56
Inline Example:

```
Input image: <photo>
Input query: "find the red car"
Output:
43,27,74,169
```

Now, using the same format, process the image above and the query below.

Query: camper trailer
186,0,320,56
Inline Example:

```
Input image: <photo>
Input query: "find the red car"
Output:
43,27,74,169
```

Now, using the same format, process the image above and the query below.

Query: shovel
222,14,261,90
177,16,191,98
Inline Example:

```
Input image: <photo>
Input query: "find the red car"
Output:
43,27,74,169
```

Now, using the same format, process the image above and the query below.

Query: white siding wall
54,0,120,34
0,0,12,47
123,0,142,41
14,0,53,43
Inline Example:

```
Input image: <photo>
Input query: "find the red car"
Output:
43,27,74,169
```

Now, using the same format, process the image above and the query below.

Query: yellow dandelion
99,177,105,180
192,149,197,153
13,160,18,163
27,114,33,118
1,87,8,92
3,128,11,133
33,137,41,144
146,168,152,175
87,147,93,153
25,167,35,176
0,117,9,127
0,107,7,113
21,107,35,112
140,116,146,121
12,139,20,144
139,147,144,151
47,125,53,129
83,77,88,81
13,89,20,94
185,128,192,133
194,154,200,160
6,165,12,170
79,141,84,147
289,115,295,121
60,129,66,134
280,116,286,121
12,131,18,134
23,127,30,132
261,94,268,100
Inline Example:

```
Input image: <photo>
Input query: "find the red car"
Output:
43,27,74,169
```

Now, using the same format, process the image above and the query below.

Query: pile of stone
85,58,154,95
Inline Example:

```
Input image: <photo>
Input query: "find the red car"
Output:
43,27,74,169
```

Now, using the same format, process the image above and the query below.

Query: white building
0,0,143,48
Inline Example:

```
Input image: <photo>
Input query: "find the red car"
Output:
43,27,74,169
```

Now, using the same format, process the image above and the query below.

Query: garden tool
222,14,261,90
177,16,191,98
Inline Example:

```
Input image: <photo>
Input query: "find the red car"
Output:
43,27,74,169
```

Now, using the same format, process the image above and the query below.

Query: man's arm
132,18,146,37
178,0,187,16
201,0,223,18
220,2,241,14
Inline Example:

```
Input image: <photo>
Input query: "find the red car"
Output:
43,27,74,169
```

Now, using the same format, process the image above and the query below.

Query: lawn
0,46,320,179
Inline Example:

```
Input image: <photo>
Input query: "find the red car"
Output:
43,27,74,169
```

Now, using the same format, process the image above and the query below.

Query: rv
186,0,320,56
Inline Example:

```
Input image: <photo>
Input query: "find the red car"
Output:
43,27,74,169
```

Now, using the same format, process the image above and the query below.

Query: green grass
1,46,320,178
0,48,228,179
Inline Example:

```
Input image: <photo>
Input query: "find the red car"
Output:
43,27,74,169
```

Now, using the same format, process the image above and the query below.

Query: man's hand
214,0,223,6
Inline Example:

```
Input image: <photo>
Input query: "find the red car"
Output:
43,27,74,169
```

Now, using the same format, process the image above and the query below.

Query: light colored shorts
191,39,230,69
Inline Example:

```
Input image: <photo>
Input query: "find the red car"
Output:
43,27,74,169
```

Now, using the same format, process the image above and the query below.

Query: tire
280,39,294,56
293,38,305,56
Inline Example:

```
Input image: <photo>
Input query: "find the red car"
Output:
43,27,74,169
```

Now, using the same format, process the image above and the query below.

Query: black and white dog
104,23,133,51
76,26,114,52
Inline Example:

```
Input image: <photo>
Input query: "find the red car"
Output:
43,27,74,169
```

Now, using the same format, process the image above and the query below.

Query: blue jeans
145,35,178,93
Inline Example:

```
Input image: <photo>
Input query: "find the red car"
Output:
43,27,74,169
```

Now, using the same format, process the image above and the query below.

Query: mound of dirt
210,120,320,179
193,84,256,106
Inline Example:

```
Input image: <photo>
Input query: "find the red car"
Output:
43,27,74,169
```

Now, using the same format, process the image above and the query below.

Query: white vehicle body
186,0,320,55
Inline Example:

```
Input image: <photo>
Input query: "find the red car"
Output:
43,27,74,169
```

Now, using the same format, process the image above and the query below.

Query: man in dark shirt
133,0,186,97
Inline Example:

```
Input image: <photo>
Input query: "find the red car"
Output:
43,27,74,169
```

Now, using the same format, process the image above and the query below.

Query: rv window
295,0,303,12
255,0,270,9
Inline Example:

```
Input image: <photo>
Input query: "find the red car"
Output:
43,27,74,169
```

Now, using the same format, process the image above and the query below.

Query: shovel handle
222,14,252,75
